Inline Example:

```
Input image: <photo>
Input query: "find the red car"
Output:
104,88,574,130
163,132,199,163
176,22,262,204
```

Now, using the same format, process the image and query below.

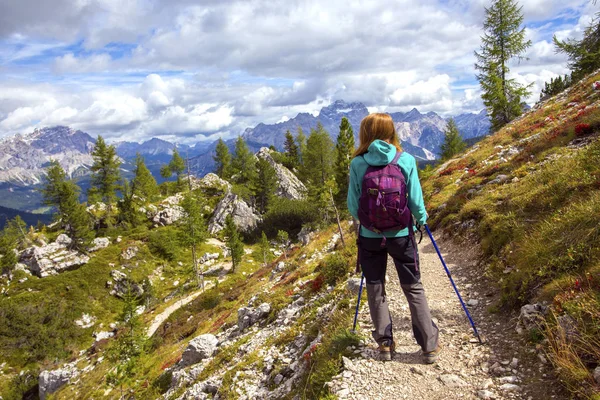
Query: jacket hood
363,140,398,166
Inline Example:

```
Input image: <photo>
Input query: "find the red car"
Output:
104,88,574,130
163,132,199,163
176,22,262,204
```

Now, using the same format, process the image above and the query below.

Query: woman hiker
347,113,440,364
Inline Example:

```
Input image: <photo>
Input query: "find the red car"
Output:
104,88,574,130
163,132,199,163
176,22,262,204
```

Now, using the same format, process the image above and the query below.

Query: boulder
256,148,307,200
298,226,314,246
20,238,89,278
593,366,600,385
75,313,96,329
347,277,362,294
121,246,139,260
89,237,110,252
517,303,548,333
39,364,79,400
108,269,144,298
153,206,185,226
199,252,219,264
208,193,261,234
196,173,232,192
237,303,271,330
181,334,219,366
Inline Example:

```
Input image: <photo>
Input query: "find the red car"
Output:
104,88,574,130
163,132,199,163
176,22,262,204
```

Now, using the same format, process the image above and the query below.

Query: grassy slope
422,70,600,398
49,223,360,400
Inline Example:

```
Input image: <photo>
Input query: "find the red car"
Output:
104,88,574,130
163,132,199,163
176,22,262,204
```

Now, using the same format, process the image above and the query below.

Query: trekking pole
424,225,483,344
352,274,364,333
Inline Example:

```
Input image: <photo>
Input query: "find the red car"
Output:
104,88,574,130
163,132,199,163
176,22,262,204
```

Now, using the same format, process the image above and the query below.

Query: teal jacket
347,140,427,238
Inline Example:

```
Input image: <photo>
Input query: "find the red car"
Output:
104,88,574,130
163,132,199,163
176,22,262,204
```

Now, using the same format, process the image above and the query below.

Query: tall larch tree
224,215,244,273
475,0,531,132
440,118,467,160
554,13,600,80
132,153,158,202
303,123,334,189
284,130,299,169
295,127,307,166
231,136,258,185
213,138,232,179
89,135,121,211
334,117,355,205
169,147,186,186
179,192,208,288
255,157,278,214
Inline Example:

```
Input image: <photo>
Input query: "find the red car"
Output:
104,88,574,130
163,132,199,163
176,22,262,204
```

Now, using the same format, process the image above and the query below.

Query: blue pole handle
425,225,483,344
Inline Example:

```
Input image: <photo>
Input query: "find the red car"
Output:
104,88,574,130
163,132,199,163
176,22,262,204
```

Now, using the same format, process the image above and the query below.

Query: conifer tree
169,148,186,186
334,117,355,204
224,215,244,273
296,127,307,165
475,0,531,132
0,216,26,276
554,13,600,80
440,119,467,160
303,123,334,189
255,157,278,214
132,153,158,202
179,192,208,288
213,138,232,178
89,135,121,217
42,161,93,248
231,136,258,185
284,130,299,168
257,231,272,267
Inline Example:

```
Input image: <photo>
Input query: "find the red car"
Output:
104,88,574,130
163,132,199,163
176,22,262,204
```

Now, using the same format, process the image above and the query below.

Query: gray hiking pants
360,235,439,353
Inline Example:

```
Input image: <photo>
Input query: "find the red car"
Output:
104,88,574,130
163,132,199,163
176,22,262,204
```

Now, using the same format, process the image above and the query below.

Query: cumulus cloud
0,0,593,141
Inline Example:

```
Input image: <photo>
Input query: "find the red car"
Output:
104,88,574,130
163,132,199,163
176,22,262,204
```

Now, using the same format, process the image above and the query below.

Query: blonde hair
353,113,401,158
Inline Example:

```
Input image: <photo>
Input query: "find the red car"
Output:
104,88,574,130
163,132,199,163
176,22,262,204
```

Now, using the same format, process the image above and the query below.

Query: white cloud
0,0,594,142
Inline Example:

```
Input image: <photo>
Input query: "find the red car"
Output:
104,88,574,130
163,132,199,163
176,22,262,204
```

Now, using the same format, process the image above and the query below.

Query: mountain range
0,101,490,211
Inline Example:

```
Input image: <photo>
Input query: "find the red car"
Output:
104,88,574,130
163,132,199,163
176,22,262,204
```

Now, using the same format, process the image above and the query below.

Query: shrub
319,253,351,286
575,123,592,136
147,227,180,261
260,198,319,238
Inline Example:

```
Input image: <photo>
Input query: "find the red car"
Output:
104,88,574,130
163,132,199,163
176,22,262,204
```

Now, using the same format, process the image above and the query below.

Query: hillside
0,206,52,229
421,69,600,398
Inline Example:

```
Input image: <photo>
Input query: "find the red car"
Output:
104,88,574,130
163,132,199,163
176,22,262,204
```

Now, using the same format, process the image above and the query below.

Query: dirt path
328,235,564,400
147,278,221,338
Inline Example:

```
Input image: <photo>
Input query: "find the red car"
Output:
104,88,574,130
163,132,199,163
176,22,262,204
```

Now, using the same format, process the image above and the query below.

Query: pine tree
179,192,208,288
224,215,244,273
257,231,272,267
214,138,232,179
554,13,600,80
231,136,258,185
475,0,531,132
440,119,467,160
255,157,278,214
296,127,307,166
0,216,27,276
169,148,186,186
89,136,121,220
284,130,299,169
42,161,93,248
132,153,158,202
334,117,355,204
303,123,334,189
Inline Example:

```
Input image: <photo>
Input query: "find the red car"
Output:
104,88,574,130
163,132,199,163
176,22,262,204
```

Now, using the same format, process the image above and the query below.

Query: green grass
421,70,600,398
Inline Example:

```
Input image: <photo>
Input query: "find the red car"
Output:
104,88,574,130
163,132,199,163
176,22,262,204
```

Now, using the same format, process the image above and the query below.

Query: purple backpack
357,151,412,237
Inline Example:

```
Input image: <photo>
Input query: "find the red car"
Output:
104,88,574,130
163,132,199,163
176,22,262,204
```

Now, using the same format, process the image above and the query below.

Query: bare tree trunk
329,187,345,247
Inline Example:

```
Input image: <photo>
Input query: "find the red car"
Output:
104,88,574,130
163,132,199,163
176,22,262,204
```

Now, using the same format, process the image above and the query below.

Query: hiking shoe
422,345,441,364
378,339,395,361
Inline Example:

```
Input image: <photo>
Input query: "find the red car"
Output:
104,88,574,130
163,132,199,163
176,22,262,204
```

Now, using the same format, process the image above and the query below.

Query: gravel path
329,235,564,400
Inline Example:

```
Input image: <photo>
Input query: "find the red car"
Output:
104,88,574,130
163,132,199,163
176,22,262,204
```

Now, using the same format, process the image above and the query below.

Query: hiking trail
328,235,565,400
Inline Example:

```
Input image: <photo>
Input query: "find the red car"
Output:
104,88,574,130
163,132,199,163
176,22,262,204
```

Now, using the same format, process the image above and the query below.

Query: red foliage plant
575,123,593,137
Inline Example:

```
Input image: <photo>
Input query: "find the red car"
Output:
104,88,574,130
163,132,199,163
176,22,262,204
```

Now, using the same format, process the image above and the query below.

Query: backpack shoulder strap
391,150,402,165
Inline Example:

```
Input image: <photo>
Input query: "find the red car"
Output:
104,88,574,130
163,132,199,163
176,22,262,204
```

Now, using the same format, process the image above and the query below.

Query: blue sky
0,0,597,143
